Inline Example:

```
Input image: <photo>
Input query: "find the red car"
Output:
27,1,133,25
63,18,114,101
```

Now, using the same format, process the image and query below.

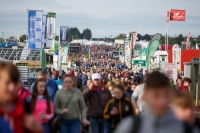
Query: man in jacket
82,72,88,86
84,73,112,133
74,72,82,89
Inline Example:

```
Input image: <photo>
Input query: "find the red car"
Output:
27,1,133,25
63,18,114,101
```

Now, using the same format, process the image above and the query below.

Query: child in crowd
115,71,197,133
31,79,54,133
176,77,183,90
172,92,195,124
179,77,192,92
130,83,137,92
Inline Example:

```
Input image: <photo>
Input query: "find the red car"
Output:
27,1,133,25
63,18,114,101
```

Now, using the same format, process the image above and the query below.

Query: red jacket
179,85,189,92
0,96,25,133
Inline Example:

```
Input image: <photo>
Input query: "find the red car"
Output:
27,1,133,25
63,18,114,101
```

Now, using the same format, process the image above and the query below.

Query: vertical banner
28,10,43,49
41,14,46,48
60,26,69,47
172,47,181,71
62,43,70,64
186,32,191,50
124,41,129,61
162,63,177,82
131,31,138,50
46,13,56,48
146,40,160,69
57,47,63,70
166,11,170,22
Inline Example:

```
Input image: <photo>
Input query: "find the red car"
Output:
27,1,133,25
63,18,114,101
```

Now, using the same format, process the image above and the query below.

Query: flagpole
26,9,28,46
167,21,170,52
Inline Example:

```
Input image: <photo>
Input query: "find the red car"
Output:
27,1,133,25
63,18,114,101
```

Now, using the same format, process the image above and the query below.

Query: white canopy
70,39,89,45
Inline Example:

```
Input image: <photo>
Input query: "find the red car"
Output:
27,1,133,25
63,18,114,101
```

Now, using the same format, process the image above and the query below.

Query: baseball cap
92,73,101,80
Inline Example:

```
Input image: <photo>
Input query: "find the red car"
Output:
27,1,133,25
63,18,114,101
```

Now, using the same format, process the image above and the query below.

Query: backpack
130,115,193,133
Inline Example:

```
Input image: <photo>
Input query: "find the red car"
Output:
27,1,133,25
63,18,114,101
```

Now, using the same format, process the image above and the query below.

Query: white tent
70,39,89,45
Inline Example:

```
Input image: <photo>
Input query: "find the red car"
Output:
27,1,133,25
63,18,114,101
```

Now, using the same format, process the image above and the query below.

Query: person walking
83,73,112,133
54,75,90,133
30,70,59,133
31,79,54,133
103,84,136,132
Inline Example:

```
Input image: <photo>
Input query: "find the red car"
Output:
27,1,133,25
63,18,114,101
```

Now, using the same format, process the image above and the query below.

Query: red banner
166,11,170,22
170,9,186,21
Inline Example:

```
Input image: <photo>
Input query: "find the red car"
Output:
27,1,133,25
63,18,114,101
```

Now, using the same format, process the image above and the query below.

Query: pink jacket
18,87,30,100
33,98,54,123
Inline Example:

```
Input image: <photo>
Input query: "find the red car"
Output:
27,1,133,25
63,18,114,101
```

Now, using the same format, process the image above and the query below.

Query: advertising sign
162,63,177,82
60,26,69,47
124,41,129,61
46,13,56,48
172,47,181,71
28,10,43,49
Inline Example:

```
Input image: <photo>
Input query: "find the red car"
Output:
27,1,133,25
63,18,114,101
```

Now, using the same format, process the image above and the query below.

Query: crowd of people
0,60,199,133
0,44,199,133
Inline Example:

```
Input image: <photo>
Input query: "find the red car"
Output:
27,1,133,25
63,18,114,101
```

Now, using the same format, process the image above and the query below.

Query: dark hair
113,84,124,92
30,79,51,114
176,77,182,82
0,62,20,83
145,71,170,90
184,78,192,84
122,81,128,87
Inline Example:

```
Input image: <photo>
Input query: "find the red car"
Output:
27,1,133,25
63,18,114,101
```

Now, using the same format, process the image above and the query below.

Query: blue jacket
0,118,13,133
30,79,59,102
82,75,88,86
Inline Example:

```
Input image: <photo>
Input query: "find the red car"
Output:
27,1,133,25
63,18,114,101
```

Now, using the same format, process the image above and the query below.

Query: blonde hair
106,81,115,88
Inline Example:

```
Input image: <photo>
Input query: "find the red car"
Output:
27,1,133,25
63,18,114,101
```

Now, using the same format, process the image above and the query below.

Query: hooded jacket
83,84,112,118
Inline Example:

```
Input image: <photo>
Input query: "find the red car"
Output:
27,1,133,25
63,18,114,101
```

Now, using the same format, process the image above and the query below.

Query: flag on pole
186,32,191,50
146,40,160,69
46,13,56,48
62,43,70,64
166,11,170,22
60,26,69,47
28,10,43,49
170,9,186,21
41,14,46,48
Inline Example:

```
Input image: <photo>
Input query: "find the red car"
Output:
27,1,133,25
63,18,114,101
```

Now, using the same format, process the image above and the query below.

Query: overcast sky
0,0,200,38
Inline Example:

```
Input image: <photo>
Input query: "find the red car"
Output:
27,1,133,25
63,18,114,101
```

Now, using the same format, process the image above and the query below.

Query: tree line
114,33,200,47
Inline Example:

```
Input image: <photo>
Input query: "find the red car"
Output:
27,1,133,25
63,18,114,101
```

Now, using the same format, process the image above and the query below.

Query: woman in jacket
103,84,136,132
54,74,90,133
31,79,54,133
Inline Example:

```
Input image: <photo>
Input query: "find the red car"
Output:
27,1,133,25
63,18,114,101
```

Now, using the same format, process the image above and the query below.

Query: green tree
19,34,27,42
68,27,81,42
55,35,59,41
176,34,184,45
114,34,126,39
80,28,92,40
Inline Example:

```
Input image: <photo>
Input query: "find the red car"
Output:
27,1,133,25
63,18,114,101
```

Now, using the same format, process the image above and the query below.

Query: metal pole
26,9,28,45
124,38,125,63
130,33,133,69
196,84,199,106
167,22,170,52
89,46,91,60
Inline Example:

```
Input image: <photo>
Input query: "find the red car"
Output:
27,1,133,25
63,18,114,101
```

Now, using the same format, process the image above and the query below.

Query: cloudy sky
0,0,200,38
